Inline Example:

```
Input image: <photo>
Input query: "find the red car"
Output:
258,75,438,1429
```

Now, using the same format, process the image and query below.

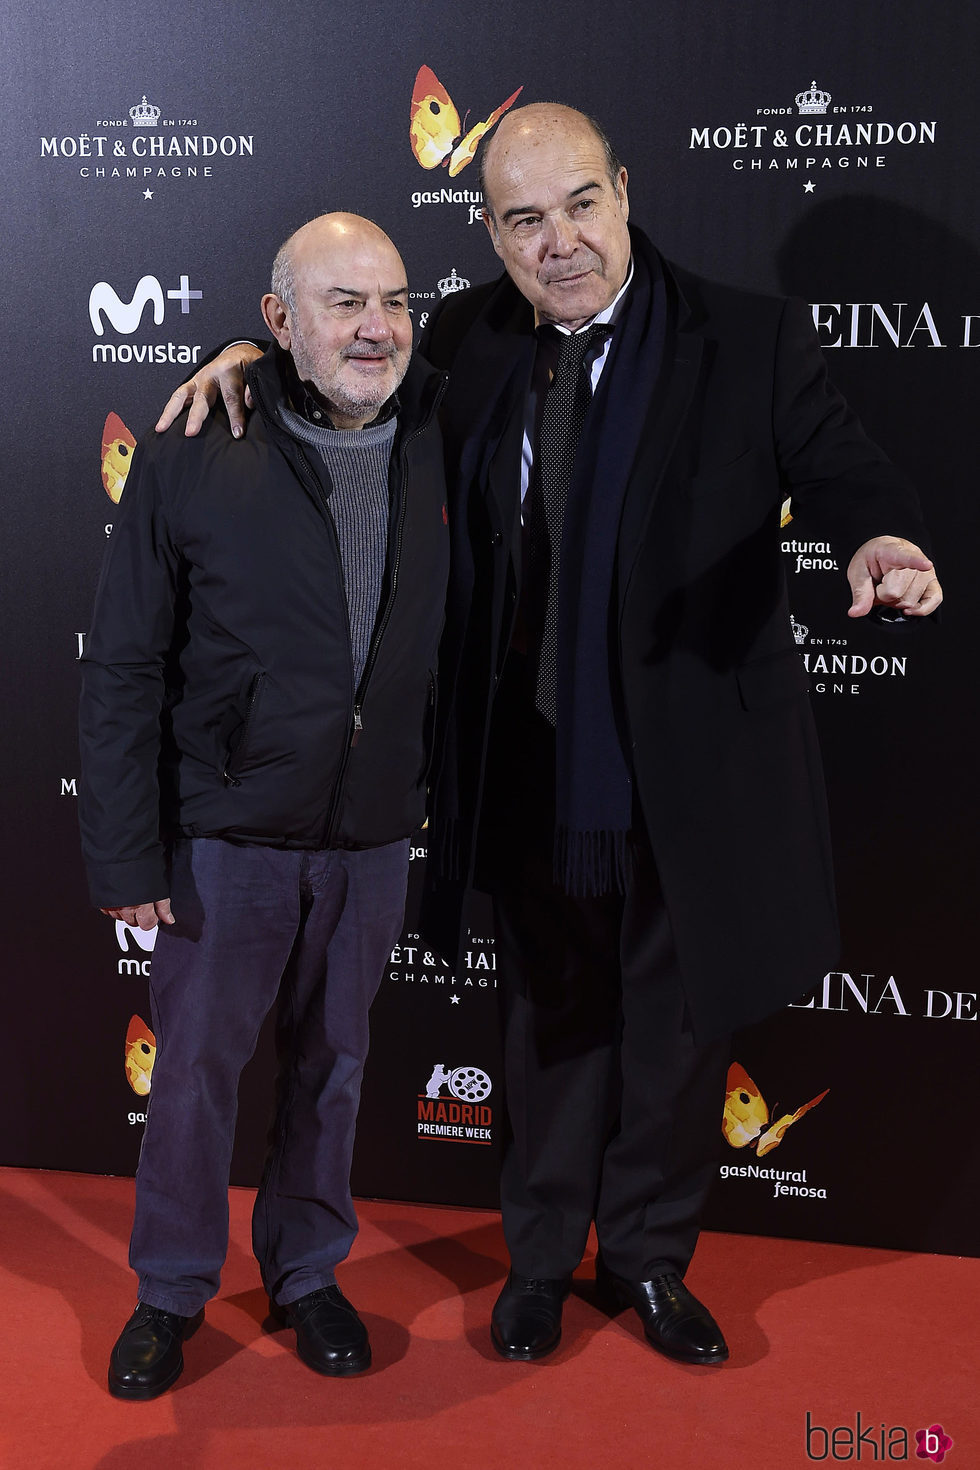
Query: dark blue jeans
131,836,409,1315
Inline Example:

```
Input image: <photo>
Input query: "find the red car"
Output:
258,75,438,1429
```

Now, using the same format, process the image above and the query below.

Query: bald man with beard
80,214,449,1397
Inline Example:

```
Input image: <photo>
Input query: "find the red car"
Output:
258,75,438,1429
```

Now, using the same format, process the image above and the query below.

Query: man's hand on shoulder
155,342,263,440
100,899,175,931
846,536,943,618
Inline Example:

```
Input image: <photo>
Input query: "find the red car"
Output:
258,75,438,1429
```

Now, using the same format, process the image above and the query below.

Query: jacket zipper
248,362,446,847
294,454,356,844
222,672,265,786
321,416,423,845
248,370,357,837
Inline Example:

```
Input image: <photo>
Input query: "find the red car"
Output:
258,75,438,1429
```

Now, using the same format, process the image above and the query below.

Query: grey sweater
278,405,396,689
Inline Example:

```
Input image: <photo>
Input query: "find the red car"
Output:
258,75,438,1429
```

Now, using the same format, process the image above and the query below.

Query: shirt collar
286,355,399,428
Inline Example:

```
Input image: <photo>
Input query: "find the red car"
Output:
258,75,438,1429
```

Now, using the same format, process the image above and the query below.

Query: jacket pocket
735,647,810,711
222,671,267,784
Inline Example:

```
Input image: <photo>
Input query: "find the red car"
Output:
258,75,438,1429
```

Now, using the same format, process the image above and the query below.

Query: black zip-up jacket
79,343,449,907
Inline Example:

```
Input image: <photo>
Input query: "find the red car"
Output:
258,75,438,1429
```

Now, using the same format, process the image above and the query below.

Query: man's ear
616,166,630,223
261,293,291,348
482,209,503,260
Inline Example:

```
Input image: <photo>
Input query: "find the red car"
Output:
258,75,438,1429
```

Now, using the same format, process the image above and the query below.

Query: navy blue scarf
553,242,666,896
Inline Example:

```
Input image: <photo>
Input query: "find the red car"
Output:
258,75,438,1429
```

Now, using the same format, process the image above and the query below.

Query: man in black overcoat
417,103,941,1364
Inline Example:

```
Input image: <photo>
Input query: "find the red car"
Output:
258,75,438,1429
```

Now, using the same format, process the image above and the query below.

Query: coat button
491,531,503,546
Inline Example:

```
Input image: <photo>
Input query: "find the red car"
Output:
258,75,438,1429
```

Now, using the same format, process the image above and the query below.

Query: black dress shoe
490,1271,571,1361
277,1286,371,1375
596,1264,729,1364
108,1302,205,1400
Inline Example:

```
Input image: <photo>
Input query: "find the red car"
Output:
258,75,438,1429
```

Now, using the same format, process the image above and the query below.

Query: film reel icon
449,1066,492,1102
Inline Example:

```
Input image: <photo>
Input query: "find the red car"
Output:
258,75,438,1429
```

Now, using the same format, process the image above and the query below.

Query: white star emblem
143,189,154,200
803,181,816,194
450,995,461,1005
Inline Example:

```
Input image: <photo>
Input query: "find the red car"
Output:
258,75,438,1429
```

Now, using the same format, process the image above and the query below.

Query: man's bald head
479,105,623,225
261,211,413,431
270,213,402,313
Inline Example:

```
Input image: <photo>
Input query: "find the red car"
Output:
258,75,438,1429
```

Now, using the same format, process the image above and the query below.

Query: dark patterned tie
528,323,608,723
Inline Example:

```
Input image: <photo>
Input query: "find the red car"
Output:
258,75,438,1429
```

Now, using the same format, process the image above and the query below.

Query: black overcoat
420,230,927,1042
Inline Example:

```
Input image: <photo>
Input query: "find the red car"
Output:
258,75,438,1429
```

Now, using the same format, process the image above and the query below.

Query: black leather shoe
490,1271,571,1361
276,1286,371,1375
108,1302,204,1399
596,1263,729,1364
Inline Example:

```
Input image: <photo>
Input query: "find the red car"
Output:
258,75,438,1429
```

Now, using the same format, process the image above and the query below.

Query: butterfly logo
410,65,523,177
722,1062,828,1158
102,411,137,503
124,1014,156,1097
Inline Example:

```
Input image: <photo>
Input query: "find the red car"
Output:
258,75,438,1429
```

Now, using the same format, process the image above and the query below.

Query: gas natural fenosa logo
720,1063,830,1201
722,1062,828,1157
409,66,523,223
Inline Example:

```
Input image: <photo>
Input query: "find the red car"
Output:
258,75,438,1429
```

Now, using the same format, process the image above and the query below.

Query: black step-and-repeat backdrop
2,1,976,1256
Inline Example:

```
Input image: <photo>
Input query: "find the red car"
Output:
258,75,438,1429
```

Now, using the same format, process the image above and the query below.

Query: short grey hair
479,106,624,224
270,239,296,314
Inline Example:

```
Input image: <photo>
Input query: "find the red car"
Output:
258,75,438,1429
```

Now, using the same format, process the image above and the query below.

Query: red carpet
0,1167,976,1469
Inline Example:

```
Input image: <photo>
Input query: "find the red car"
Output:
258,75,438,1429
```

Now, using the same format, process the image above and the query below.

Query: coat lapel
442,251,705,617
442,275,535,538
616,262,704,613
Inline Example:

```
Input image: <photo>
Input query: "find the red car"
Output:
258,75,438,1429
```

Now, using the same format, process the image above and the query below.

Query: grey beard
327,380,392,416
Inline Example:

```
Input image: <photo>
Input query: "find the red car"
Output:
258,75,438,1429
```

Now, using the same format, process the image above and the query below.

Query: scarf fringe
555,826,630,898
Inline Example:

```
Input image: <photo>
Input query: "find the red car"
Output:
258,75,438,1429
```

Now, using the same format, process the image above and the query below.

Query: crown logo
437,267,470,298
129,95,161,127
791,614,809,646
795,80,831,115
